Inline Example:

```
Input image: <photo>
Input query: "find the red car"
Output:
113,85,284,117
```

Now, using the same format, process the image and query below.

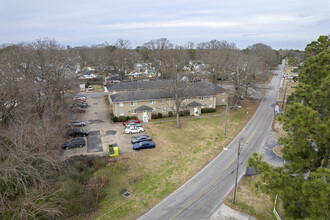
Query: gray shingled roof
106,80,225,93
110,87,218,103
186,101,203,107
134,105,153,112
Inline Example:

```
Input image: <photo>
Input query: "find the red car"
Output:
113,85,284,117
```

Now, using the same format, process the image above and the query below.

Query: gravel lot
62,92,148,160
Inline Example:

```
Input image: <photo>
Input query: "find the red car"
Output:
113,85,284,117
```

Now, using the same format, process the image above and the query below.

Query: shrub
168,111,173,117
151,113,159,119
130,115,137,119
85,82,90,88
113,116,118,122
183,110,190,116
157,112,163,118
201,108,216,113
125,116,130,121
118,116,127,122
110,112,114,120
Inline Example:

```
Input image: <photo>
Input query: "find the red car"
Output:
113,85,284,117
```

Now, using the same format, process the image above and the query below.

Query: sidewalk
209,204,257,220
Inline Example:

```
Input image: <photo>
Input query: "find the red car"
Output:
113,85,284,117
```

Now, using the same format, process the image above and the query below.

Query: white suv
125,126,144,134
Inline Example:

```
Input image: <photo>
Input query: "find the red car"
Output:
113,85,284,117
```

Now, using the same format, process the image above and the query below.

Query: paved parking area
62,92,148,159
87,130,103,153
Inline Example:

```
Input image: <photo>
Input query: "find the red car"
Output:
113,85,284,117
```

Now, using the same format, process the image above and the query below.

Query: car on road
125,126,144,134
69,120,86,127
133,141,155,150
71,107,86,113
131,135,152,144
63,138,86,149
67,128,88,137
125,122,142,128
123,119,141,125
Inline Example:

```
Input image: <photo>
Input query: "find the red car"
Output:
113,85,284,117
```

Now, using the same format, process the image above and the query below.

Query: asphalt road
138,64,284,220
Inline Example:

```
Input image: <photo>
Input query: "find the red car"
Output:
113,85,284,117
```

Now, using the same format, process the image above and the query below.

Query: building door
142,111,149,122
194,107,199,116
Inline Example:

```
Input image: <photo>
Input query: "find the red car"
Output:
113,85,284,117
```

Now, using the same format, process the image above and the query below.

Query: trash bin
108,144,119,157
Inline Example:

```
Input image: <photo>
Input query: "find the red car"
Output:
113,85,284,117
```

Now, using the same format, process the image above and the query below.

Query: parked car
88,85,93,91
73,100,88,106
63,138,86,149
123,119,141,125
70,102,87,108
131,135,152,144
70,120,86,127
125,126,144,134
74,96,86,102
67,129,88,137
133,141,155,150
71,107,86,113
125,122,142,128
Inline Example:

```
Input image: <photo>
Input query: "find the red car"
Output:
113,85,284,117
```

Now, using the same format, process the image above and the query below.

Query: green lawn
94,101,259,219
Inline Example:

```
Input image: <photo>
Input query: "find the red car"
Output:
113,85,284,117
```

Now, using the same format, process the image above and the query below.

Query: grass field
94,100,259,219
224,175,285,220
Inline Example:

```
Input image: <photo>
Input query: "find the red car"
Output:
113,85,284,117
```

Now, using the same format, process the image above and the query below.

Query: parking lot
62,92,148,159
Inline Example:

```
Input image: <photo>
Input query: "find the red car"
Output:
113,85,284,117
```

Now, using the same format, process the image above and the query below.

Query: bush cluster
201,108,216,113
110,113,138,123
179,110,190,116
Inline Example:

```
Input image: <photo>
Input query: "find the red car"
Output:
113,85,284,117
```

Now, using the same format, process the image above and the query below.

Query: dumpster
108,144,119,157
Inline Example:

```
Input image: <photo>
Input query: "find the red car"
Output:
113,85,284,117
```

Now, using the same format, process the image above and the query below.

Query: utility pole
224,102,228,138
232,140,241,204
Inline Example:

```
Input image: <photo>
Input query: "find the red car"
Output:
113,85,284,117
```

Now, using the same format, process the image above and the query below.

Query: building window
209,104,213,108
150,100,154,104
210,96,213,100
201,105,204,109
183,105,187,110
131,101,137,106
113,90,116,94
199,97,204,101
162,107,166,112
131,109,136,114
183,98,188,102
120,102,123,107
222,98,225,103
120,110,124,115
152,108,156,113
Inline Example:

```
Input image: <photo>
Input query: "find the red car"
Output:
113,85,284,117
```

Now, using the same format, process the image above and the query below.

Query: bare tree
162,49,190,128
228,53,265,105
106,39,133,81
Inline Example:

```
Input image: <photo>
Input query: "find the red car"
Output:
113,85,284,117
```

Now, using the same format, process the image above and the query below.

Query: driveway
62,92,147,159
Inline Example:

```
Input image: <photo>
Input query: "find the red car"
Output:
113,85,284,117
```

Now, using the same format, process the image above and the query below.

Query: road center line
170,115,265,220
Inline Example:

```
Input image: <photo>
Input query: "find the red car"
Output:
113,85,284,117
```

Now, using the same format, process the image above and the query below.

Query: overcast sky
1,0,329,49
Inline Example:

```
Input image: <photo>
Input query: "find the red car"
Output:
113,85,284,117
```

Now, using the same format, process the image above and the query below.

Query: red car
74,97,86,102
123,119,140,125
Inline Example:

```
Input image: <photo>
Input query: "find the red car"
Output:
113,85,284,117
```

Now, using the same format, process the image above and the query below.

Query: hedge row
110,112,137,122
201,108,216,113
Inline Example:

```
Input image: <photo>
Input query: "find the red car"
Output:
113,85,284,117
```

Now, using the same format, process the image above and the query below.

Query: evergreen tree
248,36,330,219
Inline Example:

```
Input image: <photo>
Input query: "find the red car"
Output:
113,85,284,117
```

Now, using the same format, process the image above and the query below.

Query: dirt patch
272,117,287,136
273,146,284,157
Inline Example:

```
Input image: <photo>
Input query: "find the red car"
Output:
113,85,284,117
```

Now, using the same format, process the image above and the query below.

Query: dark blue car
131,135,152,144
133,141,155,150
63,138,85,149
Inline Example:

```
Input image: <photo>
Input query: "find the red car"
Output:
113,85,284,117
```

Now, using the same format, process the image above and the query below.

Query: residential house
107,81,228,122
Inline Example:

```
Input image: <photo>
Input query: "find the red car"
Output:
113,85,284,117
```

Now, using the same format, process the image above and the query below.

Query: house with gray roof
108,80,228,121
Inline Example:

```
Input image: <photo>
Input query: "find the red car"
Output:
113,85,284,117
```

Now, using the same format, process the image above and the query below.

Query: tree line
248,35,330,219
